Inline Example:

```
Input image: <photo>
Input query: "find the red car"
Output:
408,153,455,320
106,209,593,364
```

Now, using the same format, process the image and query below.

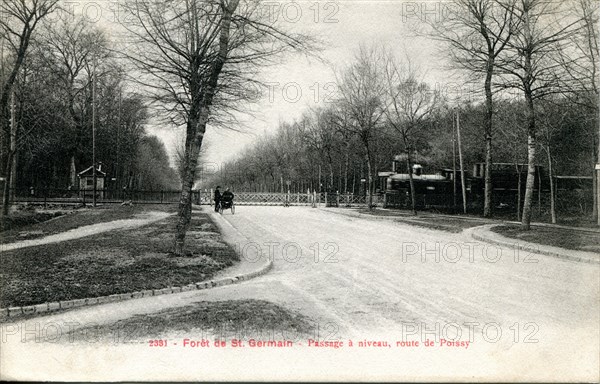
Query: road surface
214,207,597,331
2,206,598,381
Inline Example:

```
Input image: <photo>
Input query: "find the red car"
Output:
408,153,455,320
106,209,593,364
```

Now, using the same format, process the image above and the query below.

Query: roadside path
0,211,172,252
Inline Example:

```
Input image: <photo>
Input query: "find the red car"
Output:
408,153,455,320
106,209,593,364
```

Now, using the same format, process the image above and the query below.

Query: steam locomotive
379,160,547,211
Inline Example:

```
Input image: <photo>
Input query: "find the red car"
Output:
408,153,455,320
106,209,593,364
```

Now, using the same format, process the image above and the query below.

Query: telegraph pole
456,109,467,214
452,114,457,211
92,58,97,207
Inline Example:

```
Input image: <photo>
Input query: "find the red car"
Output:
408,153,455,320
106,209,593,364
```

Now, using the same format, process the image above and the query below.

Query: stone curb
0,209,273,323
319,208,396,221
467,224,600,265
323,207,600,235
320,208,453,230
0,257,272,323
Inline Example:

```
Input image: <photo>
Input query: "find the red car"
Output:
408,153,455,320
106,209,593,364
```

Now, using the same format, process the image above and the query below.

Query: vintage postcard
0,0,598,381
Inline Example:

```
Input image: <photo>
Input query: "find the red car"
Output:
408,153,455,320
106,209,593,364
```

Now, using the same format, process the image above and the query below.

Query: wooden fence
6,187,591,215
4,188,384,208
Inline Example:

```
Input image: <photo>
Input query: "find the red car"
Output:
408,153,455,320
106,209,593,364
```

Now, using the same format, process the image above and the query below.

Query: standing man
214,186,222,212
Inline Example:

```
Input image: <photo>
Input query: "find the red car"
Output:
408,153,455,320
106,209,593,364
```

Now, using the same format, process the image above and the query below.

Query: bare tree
327,105,354,194
336,45,388,209
537,101,569,224
38,15,108,187
495,0,581,229
297,108,337,191
496,99,527,219
121,0,313,255
384,55,439,215
0,0,59,215
427,0,518,217
555,0,599,224
576,1,599,224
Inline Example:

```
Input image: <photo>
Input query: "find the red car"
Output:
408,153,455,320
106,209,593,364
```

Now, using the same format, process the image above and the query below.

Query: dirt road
2,206,598,381
216,207,597,332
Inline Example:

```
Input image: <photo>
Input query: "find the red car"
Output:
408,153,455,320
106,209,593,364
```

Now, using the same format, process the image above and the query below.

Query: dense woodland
208,98,596,195
205,0,599,227
0,13,179,194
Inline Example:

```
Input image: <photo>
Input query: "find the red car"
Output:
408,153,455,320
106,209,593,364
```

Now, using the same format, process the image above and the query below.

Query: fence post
44,190,47,209
336,192,339,207
160,190,164,203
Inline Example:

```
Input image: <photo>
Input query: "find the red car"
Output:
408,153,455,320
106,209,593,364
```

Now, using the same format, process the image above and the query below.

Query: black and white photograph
0,0,599,381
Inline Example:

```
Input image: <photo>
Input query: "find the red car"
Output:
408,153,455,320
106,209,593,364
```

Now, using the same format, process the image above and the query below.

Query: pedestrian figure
214,186,222,212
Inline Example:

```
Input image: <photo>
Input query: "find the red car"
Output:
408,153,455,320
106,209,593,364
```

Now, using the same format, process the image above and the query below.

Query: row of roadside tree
209,0,599,230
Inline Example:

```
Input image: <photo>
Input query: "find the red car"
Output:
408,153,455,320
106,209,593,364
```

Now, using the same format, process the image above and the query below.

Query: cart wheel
231,204,235,214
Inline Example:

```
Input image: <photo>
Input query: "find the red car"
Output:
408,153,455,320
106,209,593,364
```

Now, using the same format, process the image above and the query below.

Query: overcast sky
61,0,464,167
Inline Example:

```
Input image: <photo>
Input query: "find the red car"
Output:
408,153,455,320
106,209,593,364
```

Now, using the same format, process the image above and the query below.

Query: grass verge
1,204,177,244
0,208,239,307
491,225,600,253
66,299,314,343
357,209,488,233
1,208,66,235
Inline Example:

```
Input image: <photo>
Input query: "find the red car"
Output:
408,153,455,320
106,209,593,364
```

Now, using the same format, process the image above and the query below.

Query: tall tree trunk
2,91,16,216
69,156,77,188
521,80,537,229
593,165,597,220
593,133,597,221
365,142,373,210
406,148,417,216
595,102,600,227
352,165,356,195
173,0,239,255
546,146,556,224
338,162,342,192
537,162,542,215
174,113,206,255
521,130,536,229
402,130,417,215
2,151,14,216
318,164,322,193
516,162,522,220
456,110,467,214
9,153,16,192
344,148,349,194
521,5,536,230
328,158,334,191
483,57,494,217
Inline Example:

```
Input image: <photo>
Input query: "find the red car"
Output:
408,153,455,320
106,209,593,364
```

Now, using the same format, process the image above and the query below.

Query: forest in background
0,13,179,194
208,97,595,195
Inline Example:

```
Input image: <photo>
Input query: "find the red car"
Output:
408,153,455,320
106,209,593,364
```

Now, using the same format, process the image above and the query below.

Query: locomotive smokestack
413,164,422,176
